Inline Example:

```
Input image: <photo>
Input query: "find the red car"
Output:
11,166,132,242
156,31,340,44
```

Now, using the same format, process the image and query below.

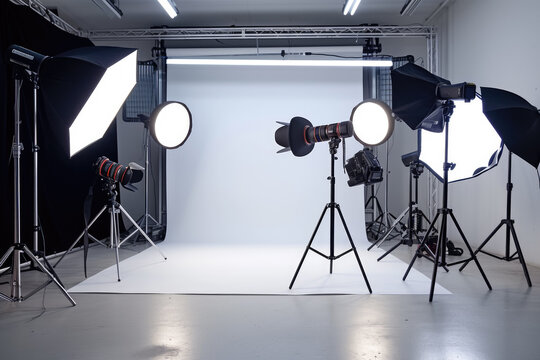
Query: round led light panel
350,99,395,146
150,101,192,149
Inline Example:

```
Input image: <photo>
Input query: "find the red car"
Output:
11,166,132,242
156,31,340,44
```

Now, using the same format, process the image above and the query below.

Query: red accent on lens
303,126,310,144
120,168,128,184
98,158,107,176
113,166,122,180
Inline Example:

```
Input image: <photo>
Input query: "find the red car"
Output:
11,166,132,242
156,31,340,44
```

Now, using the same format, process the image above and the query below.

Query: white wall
165,58,369,246
433,0,540,266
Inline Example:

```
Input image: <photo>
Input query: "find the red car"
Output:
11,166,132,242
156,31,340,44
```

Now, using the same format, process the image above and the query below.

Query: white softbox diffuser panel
165,52,366,247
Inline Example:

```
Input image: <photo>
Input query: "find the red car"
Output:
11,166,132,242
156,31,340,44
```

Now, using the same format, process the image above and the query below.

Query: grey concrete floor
0,240,539,360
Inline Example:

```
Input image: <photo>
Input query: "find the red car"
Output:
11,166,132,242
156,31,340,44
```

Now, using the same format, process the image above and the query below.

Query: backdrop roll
165,61,367,248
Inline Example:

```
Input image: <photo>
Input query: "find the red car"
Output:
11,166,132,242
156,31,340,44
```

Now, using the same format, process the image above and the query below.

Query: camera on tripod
94,156,144,191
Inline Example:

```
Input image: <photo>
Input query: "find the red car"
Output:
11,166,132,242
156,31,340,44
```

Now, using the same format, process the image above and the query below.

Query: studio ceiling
36,0,445,31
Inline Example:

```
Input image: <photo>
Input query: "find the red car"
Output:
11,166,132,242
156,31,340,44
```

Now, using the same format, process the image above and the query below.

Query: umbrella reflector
481,87,540,168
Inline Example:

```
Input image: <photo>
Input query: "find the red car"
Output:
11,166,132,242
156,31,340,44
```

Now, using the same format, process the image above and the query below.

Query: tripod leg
459,221,504,272
368,207,409,251
54,206,107,268
0,247,15,270
336,205,372,293
21,246,76,305
509,223,532,287
449,212,492,290
429,214,447,302
118,205,167,260
289,205,329,290
377,240,401,262
113,209,121,282
366,213,382,233
403,213,439,281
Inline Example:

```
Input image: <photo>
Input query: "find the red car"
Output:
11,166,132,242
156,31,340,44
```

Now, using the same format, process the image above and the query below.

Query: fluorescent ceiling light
343,0,362,15
156,0,179,18
400,0,423,16
167,58,392,67
93,0,123,18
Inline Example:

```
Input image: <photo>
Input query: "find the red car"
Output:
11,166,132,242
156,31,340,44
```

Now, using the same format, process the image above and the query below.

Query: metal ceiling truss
87,25,436,41
89,26,439,73
11,0,83,37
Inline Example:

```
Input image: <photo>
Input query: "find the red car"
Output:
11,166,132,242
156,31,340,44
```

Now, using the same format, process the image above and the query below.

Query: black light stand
125,116,161,243
0,72,75,305
459,152,532,286
364,185,384,238
377,162,433,262
289,138,372,292
402,102,492,302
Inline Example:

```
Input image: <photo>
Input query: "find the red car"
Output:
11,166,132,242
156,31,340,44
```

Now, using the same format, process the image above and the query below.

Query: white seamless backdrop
165,60,367,248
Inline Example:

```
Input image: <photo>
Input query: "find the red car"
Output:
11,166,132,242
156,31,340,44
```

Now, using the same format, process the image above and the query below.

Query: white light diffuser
351,99,395,146
69,50,137,157
167,58,392,67
150,101,192,149
419,97,503,183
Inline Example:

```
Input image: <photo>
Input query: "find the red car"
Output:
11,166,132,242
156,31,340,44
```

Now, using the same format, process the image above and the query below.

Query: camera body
345,149,383,187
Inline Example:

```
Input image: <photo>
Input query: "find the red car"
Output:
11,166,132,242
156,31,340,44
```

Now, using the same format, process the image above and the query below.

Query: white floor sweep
69,242,451,295
71,63,451,296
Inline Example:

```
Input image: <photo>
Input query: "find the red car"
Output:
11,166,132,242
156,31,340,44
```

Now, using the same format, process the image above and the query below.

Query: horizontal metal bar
88,25,437,41
334,248,353,259
309,247,330,259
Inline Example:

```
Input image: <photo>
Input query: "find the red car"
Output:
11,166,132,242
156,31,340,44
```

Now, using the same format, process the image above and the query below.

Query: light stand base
459,153,531,287
376,207,433,262
459,219,531,286
54,184,167,280
404,208,492,301
288,202,372,293
366,211,402,243
0,243,76,305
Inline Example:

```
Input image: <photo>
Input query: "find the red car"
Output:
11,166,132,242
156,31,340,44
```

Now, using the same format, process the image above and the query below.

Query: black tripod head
411,162,424,178
328,137,341,154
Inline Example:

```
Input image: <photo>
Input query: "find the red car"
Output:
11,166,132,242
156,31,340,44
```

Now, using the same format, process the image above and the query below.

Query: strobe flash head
436,82,476,102
8,45,49,73
275,99,394,156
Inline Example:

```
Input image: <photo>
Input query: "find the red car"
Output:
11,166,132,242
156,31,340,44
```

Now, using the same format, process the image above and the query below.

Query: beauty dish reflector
419,97,503,183
149,101,192,149
351,99,394,146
